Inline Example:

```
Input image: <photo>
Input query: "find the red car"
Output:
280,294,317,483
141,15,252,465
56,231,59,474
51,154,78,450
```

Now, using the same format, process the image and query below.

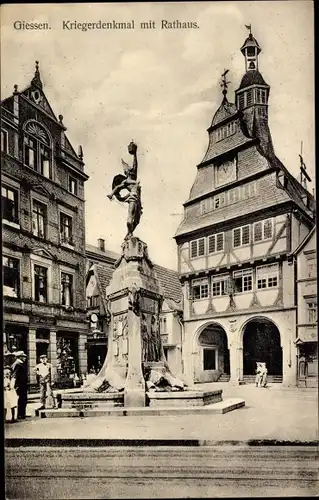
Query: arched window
23,121,52,179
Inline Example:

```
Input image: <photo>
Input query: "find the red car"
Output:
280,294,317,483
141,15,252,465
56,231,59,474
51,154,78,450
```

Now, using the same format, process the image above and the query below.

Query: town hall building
174,30,316,386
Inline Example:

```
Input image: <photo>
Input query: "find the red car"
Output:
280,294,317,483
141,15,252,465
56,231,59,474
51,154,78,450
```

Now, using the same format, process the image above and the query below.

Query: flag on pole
245,24,252,34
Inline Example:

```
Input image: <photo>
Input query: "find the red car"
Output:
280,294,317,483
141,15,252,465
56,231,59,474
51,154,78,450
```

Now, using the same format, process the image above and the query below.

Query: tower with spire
1,61,90,388
174,27,316,389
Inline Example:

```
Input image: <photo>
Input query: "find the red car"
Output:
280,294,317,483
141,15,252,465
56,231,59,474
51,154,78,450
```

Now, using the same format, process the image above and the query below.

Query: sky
1,1,315,270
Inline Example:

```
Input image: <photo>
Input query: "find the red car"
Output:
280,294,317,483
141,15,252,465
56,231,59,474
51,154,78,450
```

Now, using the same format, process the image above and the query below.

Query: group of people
4,350,56,423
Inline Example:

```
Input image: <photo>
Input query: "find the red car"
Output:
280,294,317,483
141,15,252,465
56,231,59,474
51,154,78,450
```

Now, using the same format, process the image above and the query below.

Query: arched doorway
243,318,282,377
195,323,229,383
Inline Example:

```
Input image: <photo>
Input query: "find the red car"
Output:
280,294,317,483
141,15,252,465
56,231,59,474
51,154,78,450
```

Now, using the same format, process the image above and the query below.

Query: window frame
60,271,74,307
68,176,78,195
191,278,209,300
233,224,251,248
2,185,19,225
23,121,53,179
253,218,273,243
60,212,74,246
32,199,47,239
3,255,20,298
190,237,206,259
256,264,279,290
208,232,224,255
211,274,229,297
34,264,48,303
1,128,9,153
233,268,253,294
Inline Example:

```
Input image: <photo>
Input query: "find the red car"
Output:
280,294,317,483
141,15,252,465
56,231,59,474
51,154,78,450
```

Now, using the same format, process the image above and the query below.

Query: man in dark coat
11,351,28,419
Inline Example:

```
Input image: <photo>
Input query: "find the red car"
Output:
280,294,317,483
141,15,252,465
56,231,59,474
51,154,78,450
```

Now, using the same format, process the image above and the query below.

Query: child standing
4,366,18,422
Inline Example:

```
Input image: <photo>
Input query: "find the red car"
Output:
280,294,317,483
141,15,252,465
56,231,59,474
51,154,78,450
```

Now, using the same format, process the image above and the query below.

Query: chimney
98,238,105,252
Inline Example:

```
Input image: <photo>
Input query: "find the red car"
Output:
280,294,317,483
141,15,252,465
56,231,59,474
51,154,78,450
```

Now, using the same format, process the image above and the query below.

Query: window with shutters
207,232,224,254
238,93,245,109
191,278,209,300
233,269,253,293
190,238,205,259
256,264,279,289
211,275,229,297
246,89,254,106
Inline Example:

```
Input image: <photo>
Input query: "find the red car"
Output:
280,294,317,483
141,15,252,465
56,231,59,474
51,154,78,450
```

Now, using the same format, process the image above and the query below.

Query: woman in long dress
4,366,18,422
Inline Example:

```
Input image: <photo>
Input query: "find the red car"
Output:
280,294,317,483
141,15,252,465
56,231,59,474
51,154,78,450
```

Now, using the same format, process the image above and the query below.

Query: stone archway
242,318,282,377
195,323,229,383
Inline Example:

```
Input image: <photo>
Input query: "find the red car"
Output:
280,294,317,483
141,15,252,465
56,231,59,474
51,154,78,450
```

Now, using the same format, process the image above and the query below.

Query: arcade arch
194,322,229,383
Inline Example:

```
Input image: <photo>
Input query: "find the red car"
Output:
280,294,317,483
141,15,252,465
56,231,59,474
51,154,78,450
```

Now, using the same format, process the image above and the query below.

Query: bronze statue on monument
107,141,142,240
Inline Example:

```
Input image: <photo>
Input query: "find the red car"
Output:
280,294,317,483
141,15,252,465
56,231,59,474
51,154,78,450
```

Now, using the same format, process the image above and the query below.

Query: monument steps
38,398,245,418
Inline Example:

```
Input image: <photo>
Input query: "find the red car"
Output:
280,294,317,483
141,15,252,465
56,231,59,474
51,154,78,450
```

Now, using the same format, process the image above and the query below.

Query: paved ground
5,384,318,499
5,383,318,443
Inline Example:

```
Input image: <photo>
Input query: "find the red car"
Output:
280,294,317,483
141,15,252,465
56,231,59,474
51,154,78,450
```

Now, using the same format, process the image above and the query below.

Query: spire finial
245,23,252,36
31,60,43,89
220,69,230,103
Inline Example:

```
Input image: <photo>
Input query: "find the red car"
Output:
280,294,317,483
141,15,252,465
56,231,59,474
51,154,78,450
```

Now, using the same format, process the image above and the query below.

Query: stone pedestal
85,237,165,407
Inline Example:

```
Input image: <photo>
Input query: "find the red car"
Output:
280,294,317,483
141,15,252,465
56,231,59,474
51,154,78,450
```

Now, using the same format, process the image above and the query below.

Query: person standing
4,366,18,423
11,351,28,420
34,354,56,410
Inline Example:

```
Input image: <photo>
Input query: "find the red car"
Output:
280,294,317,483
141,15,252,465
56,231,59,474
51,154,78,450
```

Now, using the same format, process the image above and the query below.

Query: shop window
61,272,73,307
2,185,19,224
23,121,52,179
203,348,216,370
211,275,229,297
3,256,20,298
190,237,205,258
34,265,48,303
233,268,253,293
60,213,73,245
32,200,47,238
191,278,209,300
256,264,279,289
1,129,9,153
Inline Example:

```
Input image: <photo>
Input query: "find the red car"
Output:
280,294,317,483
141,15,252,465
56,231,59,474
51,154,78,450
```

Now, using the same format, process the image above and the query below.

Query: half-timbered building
175,31,316,386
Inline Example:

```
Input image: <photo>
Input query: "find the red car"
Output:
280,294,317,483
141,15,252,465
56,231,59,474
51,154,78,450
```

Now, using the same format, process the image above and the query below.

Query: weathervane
220,69,230,102
245,23,252,36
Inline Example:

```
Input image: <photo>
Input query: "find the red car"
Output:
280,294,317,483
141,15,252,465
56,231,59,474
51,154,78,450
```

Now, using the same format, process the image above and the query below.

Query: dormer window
23,121,52,179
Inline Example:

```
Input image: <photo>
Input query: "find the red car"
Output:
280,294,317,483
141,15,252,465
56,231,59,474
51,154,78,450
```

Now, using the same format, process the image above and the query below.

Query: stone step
38,398,245,418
